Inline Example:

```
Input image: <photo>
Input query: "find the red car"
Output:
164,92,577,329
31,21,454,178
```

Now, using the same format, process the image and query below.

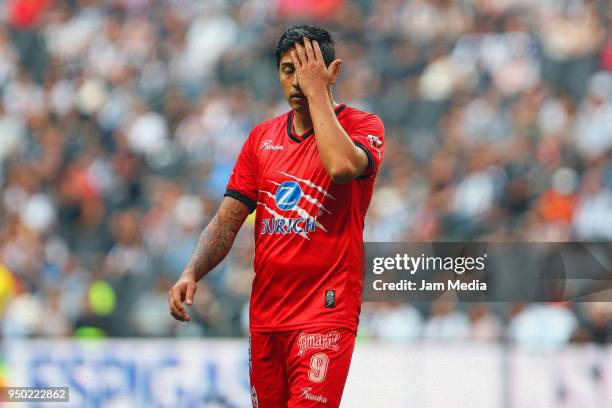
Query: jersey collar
286,103,347,143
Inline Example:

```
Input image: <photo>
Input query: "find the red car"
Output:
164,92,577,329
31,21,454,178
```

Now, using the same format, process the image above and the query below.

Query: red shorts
249,327,356,407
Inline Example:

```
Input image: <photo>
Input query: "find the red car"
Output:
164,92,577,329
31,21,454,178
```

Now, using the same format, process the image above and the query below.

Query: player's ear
329,59,343,85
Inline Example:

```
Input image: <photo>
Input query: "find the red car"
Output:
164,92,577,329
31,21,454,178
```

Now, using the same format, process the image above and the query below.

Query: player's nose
291,74,300,89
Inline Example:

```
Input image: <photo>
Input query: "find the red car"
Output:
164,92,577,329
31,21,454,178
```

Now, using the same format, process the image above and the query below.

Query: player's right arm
169,123,259,322
168,196,250,321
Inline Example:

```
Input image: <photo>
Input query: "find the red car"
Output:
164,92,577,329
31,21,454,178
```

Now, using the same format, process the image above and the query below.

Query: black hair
275,25,336,68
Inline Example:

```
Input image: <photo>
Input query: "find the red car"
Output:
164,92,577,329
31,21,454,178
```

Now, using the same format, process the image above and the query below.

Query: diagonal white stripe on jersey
278,171,335,200
266,180,331,214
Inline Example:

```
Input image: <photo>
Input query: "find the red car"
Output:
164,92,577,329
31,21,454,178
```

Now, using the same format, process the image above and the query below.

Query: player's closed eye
281,65,295,74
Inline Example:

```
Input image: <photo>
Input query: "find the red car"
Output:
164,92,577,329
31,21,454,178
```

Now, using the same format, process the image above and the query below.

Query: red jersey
225,104,384,332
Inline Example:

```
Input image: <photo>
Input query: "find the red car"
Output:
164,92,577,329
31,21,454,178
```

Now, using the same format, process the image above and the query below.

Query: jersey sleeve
224,129,258,213
349,114,385,178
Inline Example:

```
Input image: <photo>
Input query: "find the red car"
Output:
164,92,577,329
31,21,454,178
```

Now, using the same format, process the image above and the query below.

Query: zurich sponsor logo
259,172,331,238
261,217,316,235
275,181,302,211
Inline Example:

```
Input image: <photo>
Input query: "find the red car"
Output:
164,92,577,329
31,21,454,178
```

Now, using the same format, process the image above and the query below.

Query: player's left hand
291,37,342,99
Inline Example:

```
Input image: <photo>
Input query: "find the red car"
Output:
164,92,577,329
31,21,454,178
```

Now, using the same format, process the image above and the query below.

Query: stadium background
0,0,611,406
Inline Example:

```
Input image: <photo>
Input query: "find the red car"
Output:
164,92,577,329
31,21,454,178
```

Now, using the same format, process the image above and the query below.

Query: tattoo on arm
184,197,250,281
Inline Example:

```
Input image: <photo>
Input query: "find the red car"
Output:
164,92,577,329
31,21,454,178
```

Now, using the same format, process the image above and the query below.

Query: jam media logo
275,181,302,210
297,331,340,357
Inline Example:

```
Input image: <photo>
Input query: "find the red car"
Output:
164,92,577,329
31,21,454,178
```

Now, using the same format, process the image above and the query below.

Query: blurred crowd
0,0,611,343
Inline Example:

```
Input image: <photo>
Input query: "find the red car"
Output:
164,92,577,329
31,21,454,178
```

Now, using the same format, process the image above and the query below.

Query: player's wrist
305,88,331,104
180,269,198,282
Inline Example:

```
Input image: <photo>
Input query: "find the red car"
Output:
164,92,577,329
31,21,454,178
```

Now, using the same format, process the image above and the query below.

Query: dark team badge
325,290,336,308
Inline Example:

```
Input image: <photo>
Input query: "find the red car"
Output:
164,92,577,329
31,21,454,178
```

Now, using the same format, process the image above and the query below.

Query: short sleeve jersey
225,104,385,332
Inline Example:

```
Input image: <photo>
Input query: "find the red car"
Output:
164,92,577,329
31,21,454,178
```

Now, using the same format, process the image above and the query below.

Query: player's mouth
290,93,306,101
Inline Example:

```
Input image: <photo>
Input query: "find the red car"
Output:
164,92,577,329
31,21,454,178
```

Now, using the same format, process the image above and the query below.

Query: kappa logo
367,134,382,148
297,331,340,356
260,139,284,151
300,387,328,404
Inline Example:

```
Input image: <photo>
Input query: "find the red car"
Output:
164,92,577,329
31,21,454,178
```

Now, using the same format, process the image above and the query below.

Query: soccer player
168,25,384,407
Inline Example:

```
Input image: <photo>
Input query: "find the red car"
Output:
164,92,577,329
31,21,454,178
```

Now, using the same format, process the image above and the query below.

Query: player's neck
293,99,340,135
